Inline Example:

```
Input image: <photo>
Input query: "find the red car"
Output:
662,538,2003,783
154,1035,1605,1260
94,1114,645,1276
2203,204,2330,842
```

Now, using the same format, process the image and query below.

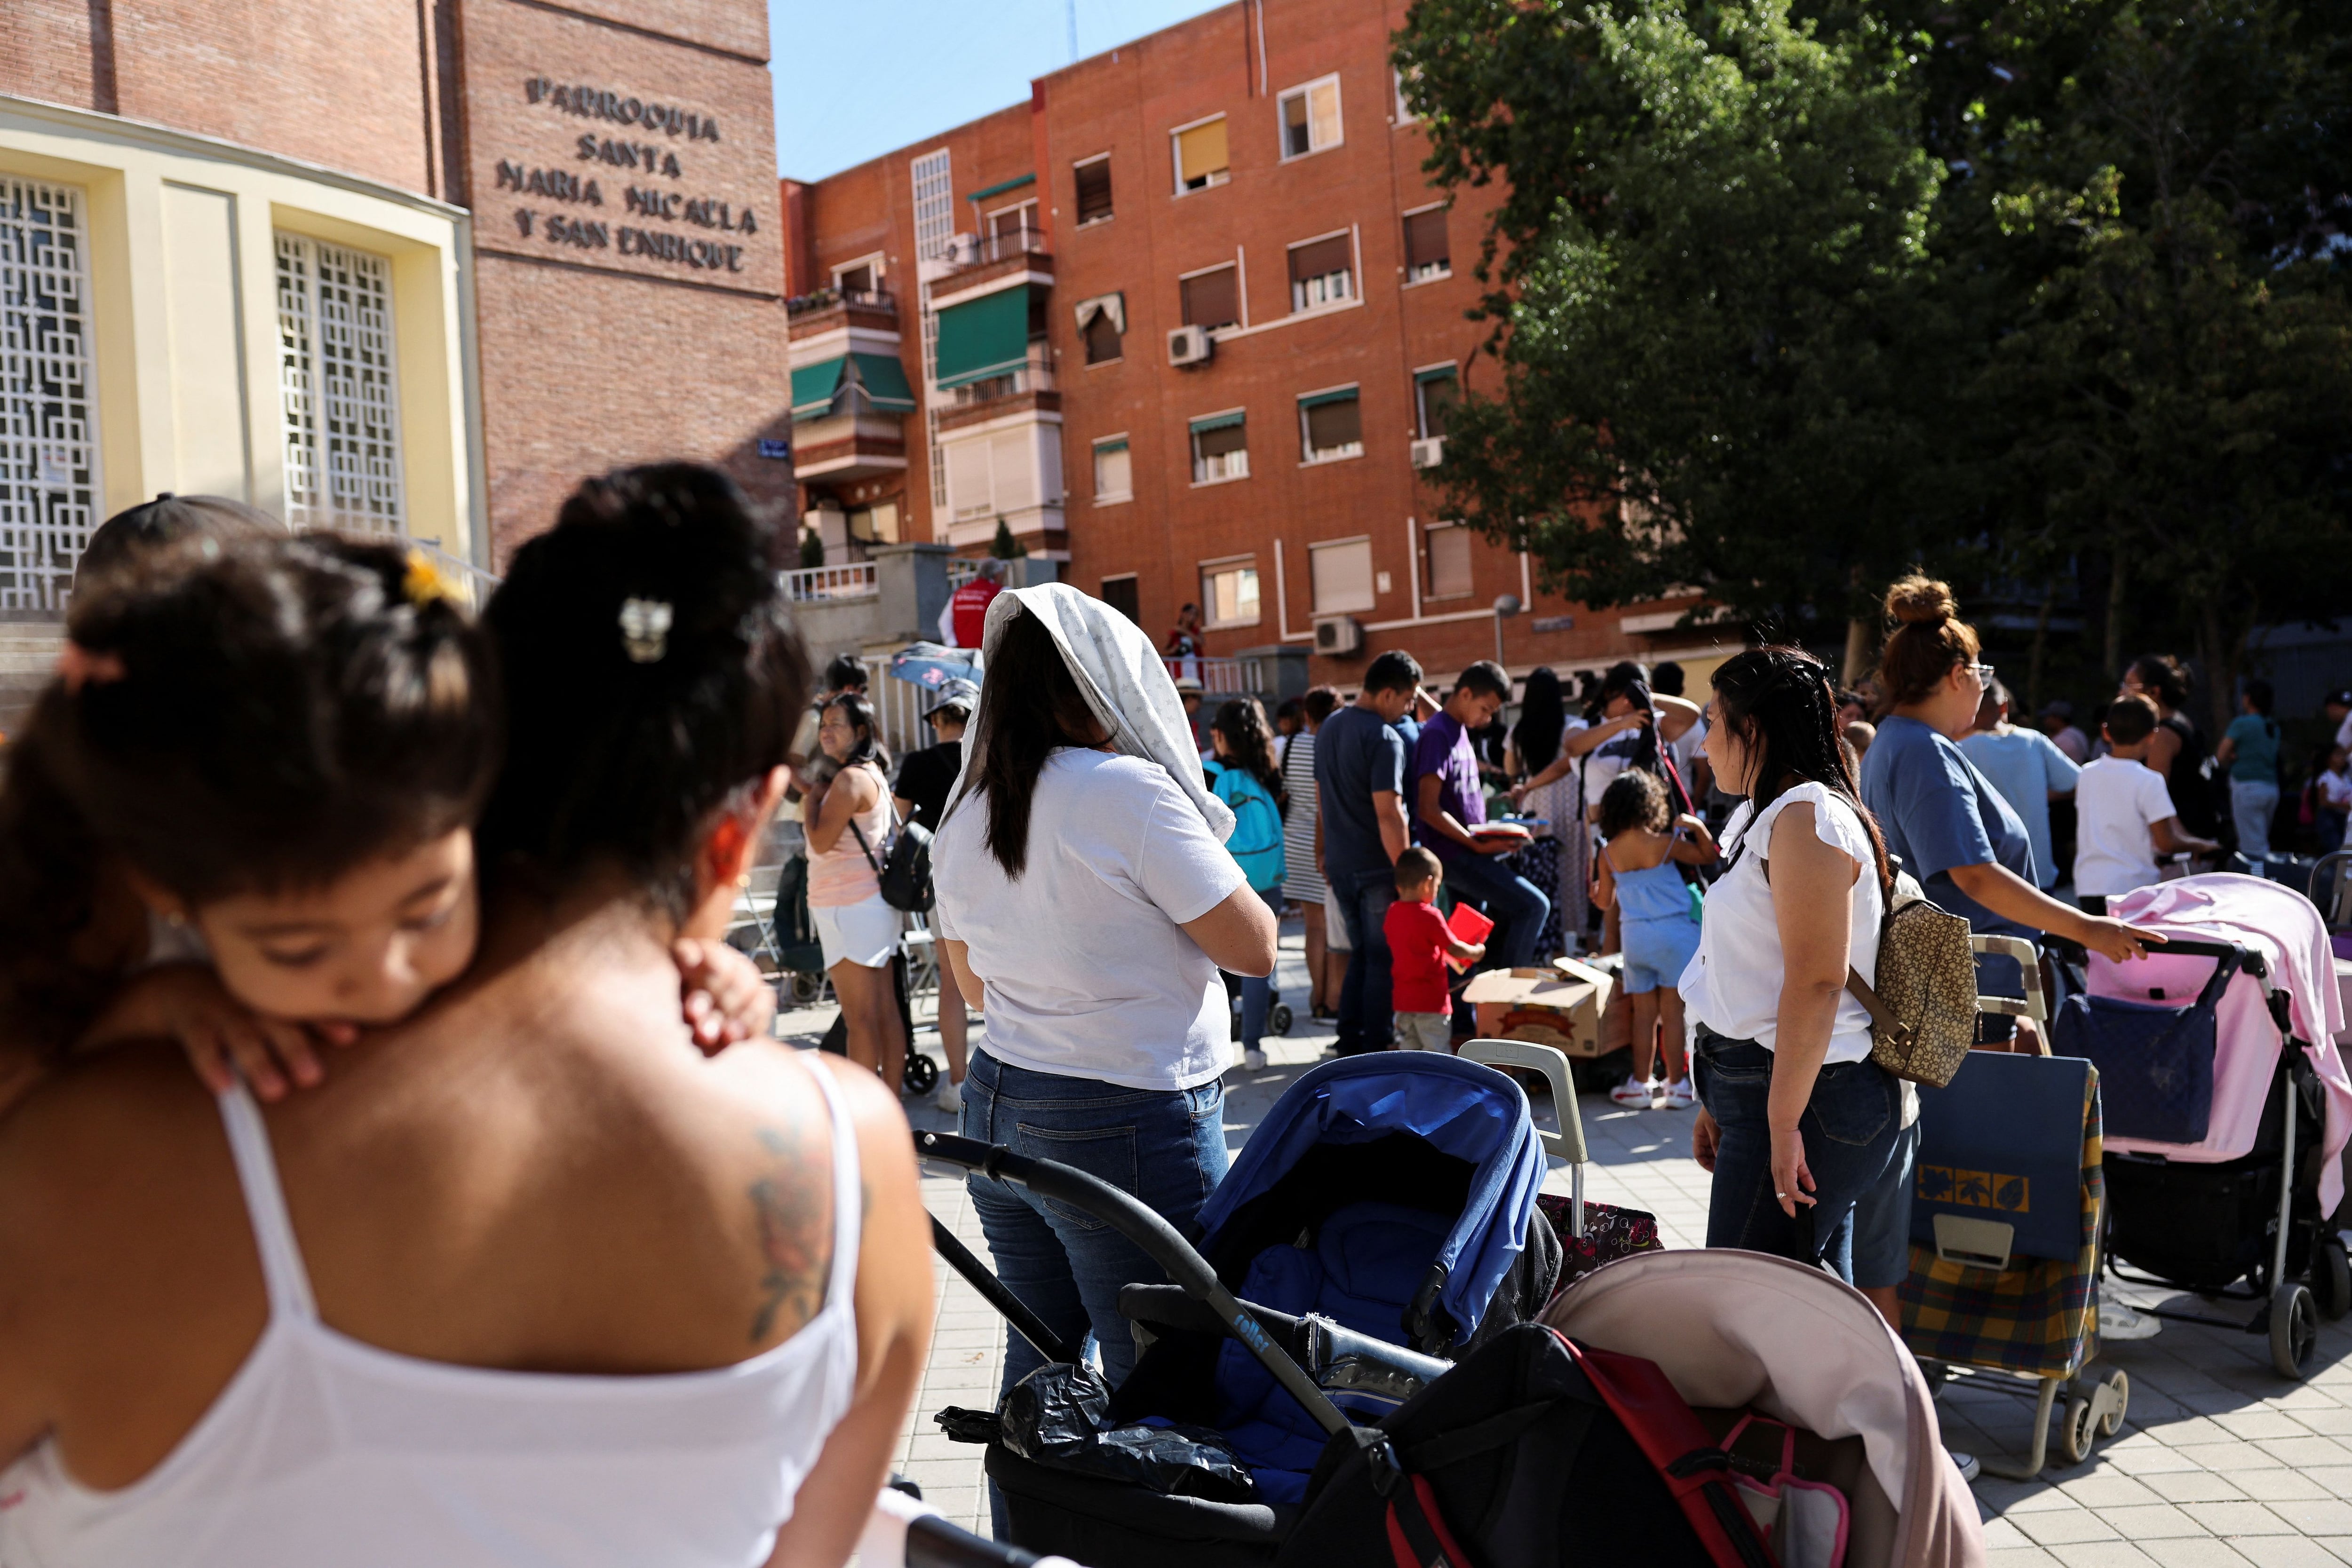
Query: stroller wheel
2316,1235,2352,1322
905,1052,939,1094
2060,1395,2098,1467
2270,1281,2318,1379
1270,1003,1294,1036
789,972,824,1006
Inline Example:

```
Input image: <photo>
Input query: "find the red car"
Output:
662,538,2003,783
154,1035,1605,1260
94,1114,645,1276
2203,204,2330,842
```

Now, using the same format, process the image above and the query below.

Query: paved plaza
781,920,2352,1560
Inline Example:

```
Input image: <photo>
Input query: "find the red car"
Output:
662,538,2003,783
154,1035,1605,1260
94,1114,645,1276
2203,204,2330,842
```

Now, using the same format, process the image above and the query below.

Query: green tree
798,526,825,570
988,516,1021,561
1397,0,1957,649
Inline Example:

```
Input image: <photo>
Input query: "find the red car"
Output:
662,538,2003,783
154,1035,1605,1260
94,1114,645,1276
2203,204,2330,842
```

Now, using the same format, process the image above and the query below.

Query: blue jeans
1333,866,1398,1053
959,1051,1230,1396
1439,849,1550,971
1691,1030,1901,1282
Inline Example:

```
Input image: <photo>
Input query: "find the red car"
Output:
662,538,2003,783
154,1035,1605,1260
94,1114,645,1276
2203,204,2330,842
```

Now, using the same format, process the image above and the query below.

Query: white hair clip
619,597,673,663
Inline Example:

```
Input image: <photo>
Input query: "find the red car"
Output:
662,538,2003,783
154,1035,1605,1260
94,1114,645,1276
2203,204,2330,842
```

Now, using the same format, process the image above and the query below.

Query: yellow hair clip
403,550,460,609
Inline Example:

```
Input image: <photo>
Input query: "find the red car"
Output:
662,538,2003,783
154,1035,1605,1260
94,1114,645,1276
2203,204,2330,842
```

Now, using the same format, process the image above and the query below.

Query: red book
1444,903,1494,971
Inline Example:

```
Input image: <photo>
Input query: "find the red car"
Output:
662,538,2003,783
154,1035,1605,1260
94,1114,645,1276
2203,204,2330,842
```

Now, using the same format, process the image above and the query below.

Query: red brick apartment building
0,0,791,580
779,0,1718,688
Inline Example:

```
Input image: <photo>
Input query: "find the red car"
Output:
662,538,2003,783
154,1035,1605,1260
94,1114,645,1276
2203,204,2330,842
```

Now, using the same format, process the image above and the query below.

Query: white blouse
1677,782,1884,1063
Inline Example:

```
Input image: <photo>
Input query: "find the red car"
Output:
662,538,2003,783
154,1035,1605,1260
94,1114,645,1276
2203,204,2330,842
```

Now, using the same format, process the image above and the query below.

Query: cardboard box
1463,957,1618,1059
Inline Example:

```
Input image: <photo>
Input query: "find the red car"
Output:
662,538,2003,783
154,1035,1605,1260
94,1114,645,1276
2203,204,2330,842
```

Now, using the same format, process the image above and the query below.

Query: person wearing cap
1174,672,1209,760
895,676,979,1112
2328,688,2352,757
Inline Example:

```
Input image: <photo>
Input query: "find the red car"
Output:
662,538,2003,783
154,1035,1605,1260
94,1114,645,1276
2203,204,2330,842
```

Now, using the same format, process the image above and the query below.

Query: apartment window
945,426,1046,523
1394,67,1420,124
1173,117,1230,193
1100,573,1141,625
986,201,1037,247
1074,156,1113,225
1309,537,1376,616
1201,559,1261,628
1093,436,1132,502
1190,411,1248,483
1404,207,1450,283
1279,76,1343,159
1298,387,1363,463
1415,365,1460,439
834,255,883,294
277,232,404,535
1288,233,1353,313
1077,291,1125,365
1423,523,1474,601
847,501,900,546
0,178,100,612
1181,265,1240,331
912,147,953,513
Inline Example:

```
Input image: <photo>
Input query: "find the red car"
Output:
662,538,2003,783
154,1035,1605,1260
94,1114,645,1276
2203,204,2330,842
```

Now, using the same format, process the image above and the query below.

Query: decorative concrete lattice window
0,179,102,612
911,147,954,512
276,233,404,534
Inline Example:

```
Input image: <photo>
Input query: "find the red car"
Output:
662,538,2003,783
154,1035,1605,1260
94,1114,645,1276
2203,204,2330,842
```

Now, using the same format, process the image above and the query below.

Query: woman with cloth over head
930,585,1277,1473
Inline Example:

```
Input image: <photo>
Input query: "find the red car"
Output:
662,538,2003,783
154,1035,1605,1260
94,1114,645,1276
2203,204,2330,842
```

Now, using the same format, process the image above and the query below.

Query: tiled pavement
785,921,2352,1556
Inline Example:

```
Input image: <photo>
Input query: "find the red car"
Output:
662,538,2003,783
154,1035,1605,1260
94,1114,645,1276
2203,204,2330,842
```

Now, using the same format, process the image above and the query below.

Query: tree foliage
1398,0,2352,706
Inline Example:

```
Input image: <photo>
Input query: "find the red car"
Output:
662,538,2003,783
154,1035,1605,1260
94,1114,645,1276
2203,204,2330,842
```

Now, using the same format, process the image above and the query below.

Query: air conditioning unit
945,232,979,266
1312,616,1364,656
1409,436,1446,470
1168,325,1214,367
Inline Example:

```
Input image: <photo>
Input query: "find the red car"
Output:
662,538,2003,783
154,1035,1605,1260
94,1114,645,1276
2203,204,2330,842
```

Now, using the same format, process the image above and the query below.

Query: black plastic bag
997,1362,1258,1502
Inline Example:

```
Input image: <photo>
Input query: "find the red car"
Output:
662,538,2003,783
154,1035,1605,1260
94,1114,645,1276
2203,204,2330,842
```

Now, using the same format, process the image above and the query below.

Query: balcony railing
1164,655,1266,694
779,562,880,603
938,230,1051,275
786,285,898,317
950,343,1056,405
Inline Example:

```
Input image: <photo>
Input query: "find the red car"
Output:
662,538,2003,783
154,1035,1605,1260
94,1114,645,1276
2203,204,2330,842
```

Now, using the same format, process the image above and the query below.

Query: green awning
790,357,847,418
1189,410,1246,434
1298,386,1359,409
935,288,1030,389
967,172,1036,203
1414,364,1459,385
850,353,916,412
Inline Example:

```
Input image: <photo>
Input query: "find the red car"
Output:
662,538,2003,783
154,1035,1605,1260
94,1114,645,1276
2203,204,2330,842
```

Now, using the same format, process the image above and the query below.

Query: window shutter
1288,235,1351,283
1404,209,1449,273
1424,526,1474,599
1310,539,1376,615
1075,158,1113,222
1177,120,1229,187
1181,266,1239,329
1304,395,1361,455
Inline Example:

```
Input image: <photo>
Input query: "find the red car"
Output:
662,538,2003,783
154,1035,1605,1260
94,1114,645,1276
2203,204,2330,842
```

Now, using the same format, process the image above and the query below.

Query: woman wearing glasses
1849,576,2159,1338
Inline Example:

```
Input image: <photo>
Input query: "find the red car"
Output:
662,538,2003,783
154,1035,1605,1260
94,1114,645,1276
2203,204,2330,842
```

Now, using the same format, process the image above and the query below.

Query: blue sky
769,0,1230,179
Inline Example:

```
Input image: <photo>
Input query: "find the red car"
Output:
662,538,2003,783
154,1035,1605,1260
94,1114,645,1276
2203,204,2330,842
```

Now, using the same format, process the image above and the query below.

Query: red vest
951,578,1002,649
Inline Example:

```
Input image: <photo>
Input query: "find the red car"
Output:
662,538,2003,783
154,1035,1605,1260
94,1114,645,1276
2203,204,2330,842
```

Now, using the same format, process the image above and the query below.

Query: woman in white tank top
0,467,932,1568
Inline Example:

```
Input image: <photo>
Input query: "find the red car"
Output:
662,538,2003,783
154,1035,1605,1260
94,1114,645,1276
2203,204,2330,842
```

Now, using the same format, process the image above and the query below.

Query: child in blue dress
1593,768,1718,1108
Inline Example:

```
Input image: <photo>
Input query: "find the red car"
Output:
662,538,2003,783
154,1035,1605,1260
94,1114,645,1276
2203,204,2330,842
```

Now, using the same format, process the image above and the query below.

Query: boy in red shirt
1382,846,1486,1052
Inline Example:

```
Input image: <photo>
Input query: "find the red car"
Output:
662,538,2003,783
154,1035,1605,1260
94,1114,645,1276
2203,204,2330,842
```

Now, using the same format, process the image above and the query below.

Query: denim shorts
1849,1118,1919,1290
1621,914,1700,995
1691,1029,1902,1283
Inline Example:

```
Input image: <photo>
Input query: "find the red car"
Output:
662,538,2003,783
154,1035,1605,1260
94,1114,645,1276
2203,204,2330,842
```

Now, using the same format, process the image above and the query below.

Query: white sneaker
1662,1079,1697,1110
2099,1300,2161,1340
934,1077,962,1115
1243,1048,1269,1071
1609,1077,1657,1109
1949,1449,1981,1483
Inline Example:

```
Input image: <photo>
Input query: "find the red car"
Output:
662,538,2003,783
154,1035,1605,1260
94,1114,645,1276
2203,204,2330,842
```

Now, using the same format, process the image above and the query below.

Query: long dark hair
954,605,1102,879
1,534,501,1050
1513,666,1568,773
1709,646,1892,895
824,692,890,773
1212,697,1282,800
479,463,810,915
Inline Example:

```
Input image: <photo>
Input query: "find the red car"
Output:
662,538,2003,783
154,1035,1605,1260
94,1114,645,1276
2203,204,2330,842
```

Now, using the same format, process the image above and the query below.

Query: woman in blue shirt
1208,698,1288,1070
2216,679,2283,875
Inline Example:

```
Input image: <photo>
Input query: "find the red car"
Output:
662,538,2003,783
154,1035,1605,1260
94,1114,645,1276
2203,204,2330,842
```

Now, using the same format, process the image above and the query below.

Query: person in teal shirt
2217,679,2283,874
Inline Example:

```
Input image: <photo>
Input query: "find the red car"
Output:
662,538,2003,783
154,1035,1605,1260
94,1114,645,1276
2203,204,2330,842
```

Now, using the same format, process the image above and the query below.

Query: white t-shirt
1677,782,1883,1063
932,747,1245,1090
2072,755,2178,898
2319,767,2352,813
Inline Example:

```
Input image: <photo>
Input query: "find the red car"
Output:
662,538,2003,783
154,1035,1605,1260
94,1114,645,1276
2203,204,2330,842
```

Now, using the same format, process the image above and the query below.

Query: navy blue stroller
925,1053,1561,1566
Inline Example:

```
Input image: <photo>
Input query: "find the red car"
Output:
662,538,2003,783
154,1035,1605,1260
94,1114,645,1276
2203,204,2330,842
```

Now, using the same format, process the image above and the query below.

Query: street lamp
1492,594,1521,669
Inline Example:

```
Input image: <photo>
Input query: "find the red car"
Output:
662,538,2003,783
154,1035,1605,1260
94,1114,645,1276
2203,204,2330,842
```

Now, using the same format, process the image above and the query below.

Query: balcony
779,562,880,603
791,413,908,483
786,285,900,345
937,343,1059,434
928,232,1054,308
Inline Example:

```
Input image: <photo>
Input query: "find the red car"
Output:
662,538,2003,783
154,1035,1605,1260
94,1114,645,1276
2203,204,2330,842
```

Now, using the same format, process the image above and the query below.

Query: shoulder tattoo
747,1123,830,1343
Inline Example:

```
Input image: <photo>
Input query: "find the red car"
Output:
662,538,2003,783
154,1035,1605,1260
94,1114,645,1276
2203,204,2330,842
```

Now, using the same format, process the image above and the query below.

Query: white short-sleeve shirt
932,747,1246,1090
2072,755,2178,898
1677,782,1884,1063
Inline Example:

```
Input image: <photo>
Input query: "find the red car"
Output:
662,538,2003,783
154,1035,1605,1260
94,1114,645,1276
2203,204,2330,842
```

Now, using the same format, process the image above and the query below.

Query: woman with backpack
1681,647,1903,1283
1208,697,1288,1071
802,691,906,1093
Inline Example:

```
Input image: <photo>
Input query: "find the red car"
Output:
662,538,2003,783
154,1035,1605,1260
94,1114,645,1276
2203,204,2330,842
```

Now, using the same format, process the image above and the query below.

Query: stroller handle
2127,936,2266,980
915,1129,1355,1440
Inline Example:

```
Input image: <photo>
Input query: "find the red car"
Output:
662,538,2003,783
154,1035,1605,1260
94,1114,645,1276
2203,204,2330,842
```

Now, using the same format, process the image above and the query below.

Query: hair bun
1883,574,1957,626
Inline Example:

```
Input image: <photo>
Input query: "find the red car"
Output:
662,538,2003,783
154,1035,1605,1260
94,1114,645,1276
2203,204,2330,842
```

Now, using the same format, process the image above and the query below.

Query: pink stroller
2052,873,2352,1377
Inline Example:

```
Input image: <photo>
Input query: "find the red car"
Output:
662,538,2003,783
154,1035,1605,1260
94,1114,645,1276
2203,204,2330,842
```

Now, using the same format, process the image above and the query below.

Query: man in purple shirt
1413,660,1549,970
